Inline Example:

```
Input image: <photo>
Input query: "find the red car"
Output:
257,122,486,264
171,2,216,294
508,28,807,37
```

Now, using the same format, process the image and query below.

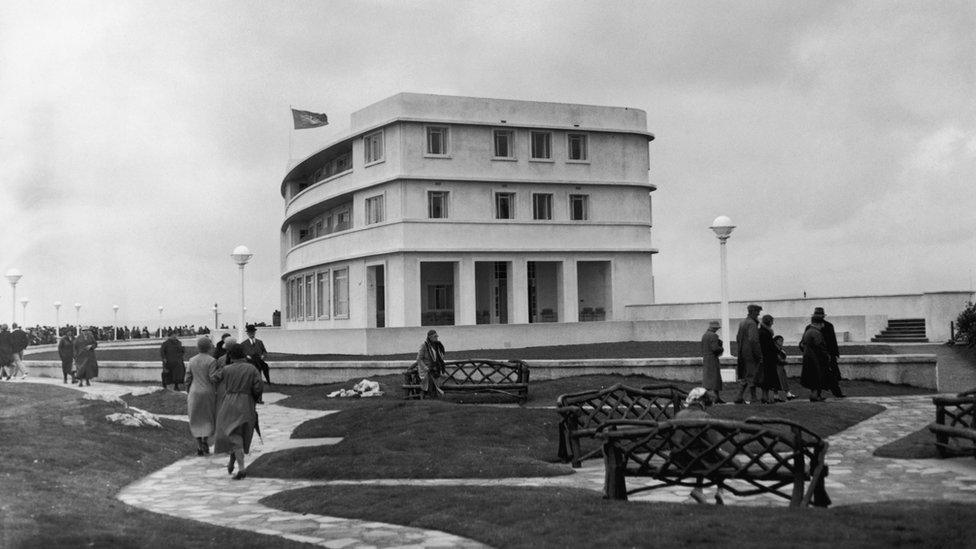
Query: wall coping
627,291,973,308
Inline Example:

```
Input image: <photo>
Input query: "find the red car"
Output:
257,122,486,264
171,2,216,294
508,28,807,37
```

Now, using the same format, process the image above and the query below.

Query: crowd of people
701,304,845,404
21,324,214,346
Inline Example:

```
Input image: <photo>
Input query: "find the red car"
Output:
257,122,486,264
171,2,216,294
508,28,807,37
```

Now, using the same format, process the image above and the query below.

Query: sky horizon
1,0,974,328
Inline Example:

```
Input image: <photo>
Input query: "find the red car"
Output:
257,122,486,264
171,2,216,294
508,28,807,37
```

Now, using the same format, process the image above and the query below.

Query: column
511,259,529,324
399,256,421,327
456,258,477,326
561,259,579,323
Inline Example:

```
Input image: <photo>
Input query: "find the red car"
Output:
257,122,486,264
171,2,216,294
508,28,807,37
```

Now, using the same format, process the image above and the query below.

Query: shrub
955,301,976,345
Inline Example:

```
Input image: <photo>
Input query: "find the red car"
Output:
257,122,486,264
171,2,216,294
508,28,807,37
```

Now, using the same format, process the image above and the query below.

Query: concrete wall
627,291,974,342
23,353,938,390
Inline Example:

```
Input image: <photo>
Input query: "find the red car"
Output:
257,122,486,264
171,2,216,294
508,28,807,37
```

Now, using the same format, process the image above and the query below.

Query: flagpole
288,104,294,161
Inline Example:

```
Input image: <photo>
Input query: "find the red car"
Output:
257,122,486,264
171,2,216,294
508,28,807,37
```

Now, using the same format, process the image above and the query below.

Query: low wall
24,354,939,390
626,291,973,342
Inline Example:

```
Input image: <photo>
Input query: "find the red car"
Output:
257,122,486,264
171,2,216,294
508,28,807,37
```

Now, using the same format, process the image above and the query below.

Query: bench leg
603,442,628,501
571,436,582,469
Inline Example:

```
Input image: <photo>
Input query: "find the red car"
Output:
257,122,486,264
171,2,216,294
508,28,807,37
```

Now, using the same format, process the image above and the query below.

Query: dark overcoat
800,326,832,390
160,337,186,384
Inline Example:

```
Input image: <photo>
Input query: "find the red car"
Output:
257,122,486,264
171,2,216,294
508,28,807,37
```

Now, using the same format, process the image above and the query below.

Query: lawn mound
248,400,570,479
262,485,976,548
0,383,311,548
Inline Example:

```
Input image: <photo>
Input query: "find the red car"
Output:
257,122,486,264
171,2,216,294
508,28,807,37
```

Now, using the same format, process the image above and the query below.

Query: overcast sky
1,0,974,328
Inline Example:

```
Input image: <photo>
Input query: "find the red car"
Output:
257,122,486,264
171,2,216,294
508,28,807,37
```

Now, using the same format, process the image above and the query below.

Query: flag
291,108,328,129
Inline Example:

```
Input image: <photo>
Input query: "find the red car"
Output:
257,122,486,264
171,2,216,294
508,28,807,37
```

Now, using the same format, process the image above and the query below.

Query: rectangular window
365,195,385,224
304,274,314,319
530,131,551,159
286,279,293,320
325,215,333,234
428,191,449,219
427,285,454,310
426,126,449,155
495,192,515,219
296,275,305,319
333,268,349,318
568,133,588,161
364,131,384,164
532,193,553,220
335,209,350,231
493,130,514,158
316,271,330,319
570,194,588,220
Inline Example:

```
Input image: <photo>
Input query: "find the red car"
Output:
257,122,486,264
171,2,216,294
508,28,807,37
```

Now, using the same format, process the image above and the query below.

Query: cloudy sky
1,0,974,328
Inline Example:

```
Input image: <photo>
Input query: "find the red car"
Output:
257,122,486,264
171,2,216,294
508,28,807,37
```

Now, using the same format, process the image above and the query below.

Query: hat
708,320,721,329
426,329,438,337
245,324,257,333
813,307,826,316
685,387,709,406
747,304,763,312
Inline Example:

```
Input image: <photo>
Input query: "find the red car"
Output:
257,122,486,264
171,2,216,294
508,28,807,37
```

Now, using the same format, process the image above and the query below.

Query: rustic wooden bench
597,416,831,507
929,388,976,458
556,384,687,468
403,359,529,403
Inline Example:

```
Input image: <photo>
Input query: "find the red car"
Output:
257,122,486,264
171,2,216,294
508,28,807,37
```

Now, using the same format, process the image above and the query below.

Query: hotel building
280,93,657,329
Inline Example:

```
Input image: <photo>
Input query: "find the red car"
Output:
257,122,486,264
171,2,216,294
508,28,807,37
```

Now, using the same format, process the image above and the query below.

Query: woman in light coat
186,337,218,455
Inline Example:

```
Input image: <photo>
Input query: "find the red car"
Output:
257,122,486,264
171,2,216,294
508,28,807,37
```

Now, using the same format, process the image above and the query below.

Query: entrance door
490,262,508,324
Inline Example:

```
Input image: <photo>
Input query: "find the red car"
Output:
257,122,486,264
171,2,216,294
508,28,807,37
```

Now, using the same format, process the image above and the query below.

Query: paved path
12,376,976,548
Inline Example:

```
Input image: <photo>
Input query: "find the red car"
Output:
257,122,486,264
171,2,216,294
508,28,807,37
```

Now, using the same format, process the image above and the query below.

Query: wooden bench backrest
440,359,528,386
600,417,825,479
933,394,976,430
557,384,685,429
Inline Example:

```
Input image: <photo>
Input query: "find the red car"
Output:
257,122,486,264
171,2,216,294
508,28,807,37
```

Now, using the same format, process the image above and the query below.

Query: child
773,335,797,401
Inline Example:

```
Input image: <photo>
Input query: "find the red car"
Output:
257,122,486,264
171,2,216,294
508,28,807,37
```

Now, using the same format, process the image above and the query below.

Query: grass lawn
122,388,189,415
26,340,899,362
247,398,882,480
261,485,976,548
0,383,313,548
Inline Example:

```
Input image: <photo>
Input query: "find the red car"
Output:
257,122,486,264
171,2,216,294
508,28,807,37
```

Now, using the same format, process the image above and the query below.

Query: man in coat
213,343,263,480
241,325,271,385
805,307,845,398
8,323,30,379
160,334,186,390
733,304,763,404
58,330,76,383
800,314,832,401
700,320,725,403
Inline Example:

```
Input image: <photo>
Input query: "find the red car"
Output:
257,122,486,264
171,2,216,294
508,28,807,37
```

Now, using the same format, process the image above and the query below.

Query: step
880,329,927,335
887,319,926,326
871,336,930,343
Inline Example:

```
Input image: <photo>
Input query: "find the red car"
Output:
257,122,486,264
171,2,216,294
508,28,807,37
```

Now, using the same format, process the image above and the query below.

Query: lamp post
5,269,22,326
710,215,736,359
231,245,253,341
158,306,164,338
74,303,81,336
113,305,119,341
20,298,28,326
212,303,219,333
54,301,62,337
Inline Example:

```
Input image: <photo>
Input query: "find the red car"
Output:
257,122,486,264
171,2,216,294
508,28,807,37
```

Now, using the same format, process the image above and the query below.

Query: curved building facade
280,93,657,329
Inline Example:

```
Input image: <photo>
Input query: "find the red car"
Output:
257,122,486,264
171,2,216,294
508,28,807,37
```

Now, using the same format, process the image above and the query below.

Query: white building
280,93,657,330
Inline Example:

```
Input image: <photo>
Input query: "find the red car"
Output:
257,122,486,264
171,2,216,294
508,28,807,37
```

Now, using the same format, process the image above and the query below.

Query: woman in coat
757,315,783,403
800,315,831,402
73,329,98,386
212,343,263,480
416,329,446,399
186,337,218,456
58,331,75,383
700,321,725,403
160,334,186,390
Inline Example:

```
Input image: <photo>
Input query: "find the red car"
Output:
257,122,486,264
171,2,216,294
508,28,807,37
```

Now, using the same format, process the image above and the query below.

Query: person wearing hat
213,332,232,362
212,343,264,480
700,321,725,403
733,304,763,404
674,387,729,505
804,307,844,398
416,329,446,399
241,325,271,385
800,314,832,401
186,336,218,456
757,314,783,403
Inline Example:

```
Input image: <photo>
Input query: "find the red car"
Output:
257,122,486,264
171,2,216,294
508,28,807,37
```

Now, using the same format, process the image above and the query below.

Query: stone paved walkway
14,376,976,548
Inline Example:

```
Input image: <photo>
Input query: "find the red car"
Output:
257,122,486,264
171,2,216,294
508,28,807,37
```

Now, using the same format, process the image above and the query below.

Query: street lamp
113,305,120,341
74,303,81,336
231,245,253,340
710,215,736,359
20,298,28,326
5,269,22,326
54,301,62,337
212,303,219,333
158,306,164,338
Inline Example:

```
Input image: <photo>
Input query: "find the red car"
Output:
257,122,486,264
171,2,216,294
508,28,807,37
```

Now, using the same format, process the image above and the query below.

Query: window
568,133,588,161
316,271,330,319
296,275,305,319
335,208,350,231
495,192,515,219
365,195,385,224
333,268,349,318
530,131,551,159
426,126,449,155
428,191,449,219
364,131,384,164
532,193,553,220
570,194,588,220
427,285,454,310
493,130,514,158
304,274,315,319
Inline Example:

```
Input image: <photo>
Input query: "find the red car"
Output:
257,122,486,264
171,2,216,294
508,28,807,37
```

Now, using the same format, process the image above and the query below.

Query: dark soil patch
262,485,976,548
121,388,189,415
0,382,313,548
874,427,947,459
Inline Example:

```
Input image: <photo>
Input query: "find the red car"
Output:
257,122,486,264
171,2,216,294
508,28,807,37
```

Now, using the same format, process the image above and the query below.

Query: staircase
871,318,928,343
